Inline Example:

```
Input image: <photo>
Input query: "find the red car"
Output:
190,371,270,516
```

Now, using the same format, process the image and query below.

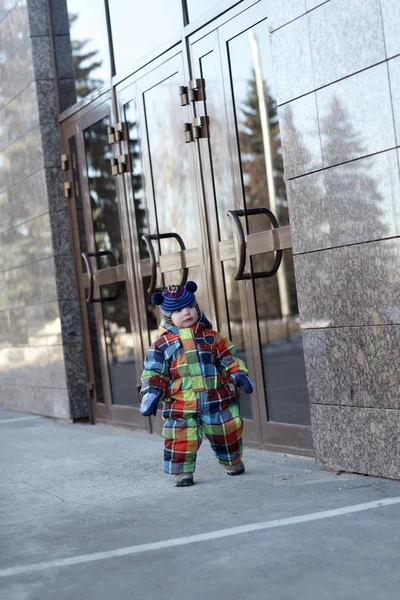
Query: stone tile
317,64,395,168
0,1,29,66
37,256,58,303
0,146,12,192
63,342,88,419
295,238,400,328
36,80,57,125
58,78,77,113
54,253,78,300
266,0,307,31
303,326,400,410
0,384,35,413
389,57,400,145
306,0,328,9
45,167,64,211
26,0,49,36
381,0,400,59
31,35,52,79
271,15,314,104
0,188,13,233
311,404,400,479
40,122,61,168
0,38,34,105
32,386,70,418
43,301,62,345
48,0,70,35
308,0,385,89
25,303,46,346
294,249,341,328
54,34,74,79
9,306,28,345
287,171,331,253
59,298,82,344
12,168,48,224
325,149,400,246
23,344,50,386
6,126,43,186
47,344,67,388
2,81,40,151
0,309,11,347
278,93,323,177
49,208,73,255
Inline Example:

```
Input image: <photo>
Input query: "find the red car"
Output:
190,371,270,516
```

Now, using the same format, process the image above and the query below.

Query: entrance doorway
61,1,313,454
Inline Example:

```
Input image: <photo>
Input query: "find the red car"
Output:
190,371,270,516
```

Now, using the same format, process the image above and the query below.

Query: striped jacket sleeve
140,343,170,401
214,332,249,383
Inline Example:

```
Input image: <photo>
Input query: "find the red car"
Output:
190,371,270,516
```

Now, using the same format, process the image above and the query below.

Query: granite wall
0,0,87,418
270,0,400,478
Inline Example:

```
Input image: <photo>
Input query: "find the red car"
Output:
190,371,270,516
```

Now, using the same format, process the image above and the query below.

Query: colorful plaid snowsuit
141,314,247,474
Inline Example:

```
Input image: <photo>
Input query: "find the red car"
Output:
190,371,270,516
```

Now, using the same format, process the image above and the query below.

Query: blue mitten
235,374,254,394
140,393,159,416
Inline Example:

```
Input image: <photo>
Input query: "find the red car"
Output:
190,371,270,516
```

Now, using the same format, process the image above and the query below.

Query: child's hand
140,393,159,416
235,374,254,394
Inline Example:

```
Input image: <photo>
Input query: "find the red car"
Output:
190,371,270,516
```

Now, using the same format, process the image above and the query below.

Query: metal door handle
226,208,283,280
142,233,189,295
81,250,123,303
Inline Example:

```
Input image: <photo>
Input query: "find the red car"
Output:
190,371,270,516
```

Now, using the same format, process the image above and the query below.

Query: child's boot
224,460,245,476
174,473,194,487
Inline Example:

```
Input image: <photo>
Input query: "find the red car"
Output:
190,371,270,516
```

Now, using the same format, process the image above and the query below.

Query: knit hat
152,281,198,320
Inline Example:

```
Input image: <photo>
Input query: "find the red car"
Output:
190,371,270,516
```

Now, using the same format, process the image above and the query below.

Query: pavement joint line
0,416,40,424
1,496,400,579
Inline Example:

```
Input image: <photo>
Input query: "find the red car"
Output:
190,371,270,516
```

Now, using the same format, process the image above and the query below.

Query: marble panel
324,149,400,245
2,81,39,152
25,303,46,346
0,38,34,105
30,35,52,79
294,238,400,328
58,78,76,113
0,146,12,192
48,0,70,35
317,64,395,168
26,0,48,36
59,298,81,344
389,57,400,145
306,0,328,9
45,167,64,212
36,256,58,303
23,344,49,386
271,15,314,104
63,342,88,419
49,209,72,256
54,253,77,300
12,168,48,225
54,34,74,79
0,188,13,233
42,301,61,345
40,123,60,168
381,0,400,59
266,0,307,31
308,0,385,89
287,171,331,253
278,93,323,177
6,126,43,186
0,384,35,413
0,1,29,66
0,309,11,347
47,344,67,388
8,306,28,345
36,80,57,125
32,386,70,418
303,325,400,410
311,404,400,479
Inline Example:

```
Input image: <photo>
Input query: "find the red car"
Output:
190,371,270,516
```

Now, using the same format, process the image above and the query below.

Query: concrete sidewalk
1,407,400,600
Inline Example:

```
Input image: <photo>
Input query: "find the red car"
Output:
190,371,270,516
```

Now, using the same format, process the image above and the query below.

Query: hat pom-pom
152,292,164,305
185,281,197,293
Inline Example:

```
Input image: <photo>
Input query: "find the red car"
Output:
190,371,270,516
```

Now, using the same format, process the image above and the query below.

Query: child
140,281,254,487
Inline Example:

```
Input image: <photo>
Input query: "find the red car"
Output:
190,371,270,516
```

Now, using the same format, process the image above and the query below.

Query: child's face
171,305,198,328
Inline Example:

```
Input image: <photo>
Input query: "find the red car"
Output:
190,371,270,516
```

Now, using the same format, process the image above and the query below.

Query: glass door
61,95,147,429
117,49,216,434
190,2,313,453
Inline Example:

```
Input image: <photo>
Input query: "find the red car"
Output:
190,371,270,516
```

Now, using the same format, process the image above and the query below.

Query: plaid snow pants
162,390,243,475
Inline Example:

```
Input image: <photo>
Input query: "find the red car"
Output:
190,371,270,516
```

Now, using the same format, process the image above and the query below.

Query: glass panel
69,136,88,254
66,0,111,100
124,99,149,260
188,0,225,23
108,0,182,74
222,260,252,420
144,72,198,253
228,20,310,425
101,283,138,405
200,50,232,241
83,116,123,268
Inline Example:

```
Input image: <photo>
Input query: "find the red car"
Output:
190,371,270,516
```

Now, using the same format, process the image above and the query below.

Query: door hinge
108,123,125,145
61,153,69,171
183,116,209,143
107,126,116,144
63,181,72,198
189,78,206,102
179,79,206,105
111,155,128,175
110,158,119,176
